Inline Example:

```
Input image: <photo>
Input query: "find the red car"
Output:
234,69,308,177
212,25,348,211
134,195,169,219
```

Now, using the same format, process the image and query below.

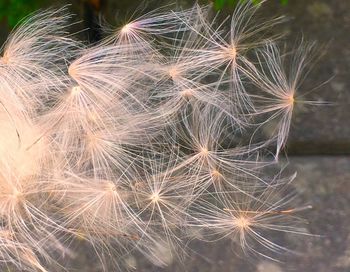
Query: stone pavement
64,156,350,272
271,0,350,155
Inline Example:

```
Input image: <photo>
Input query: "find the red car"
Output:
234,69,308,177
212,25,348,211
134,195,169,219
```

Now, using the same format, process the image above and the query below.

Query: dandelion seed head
70,85,82,96
150,192,161,203
287,93,295,105
10,188,22,199
121,22,135,34
101,180,118,194
86,111,100,123
0,188,22,215
180,88,194,97
234,215,251,230
68,64,78,79
199,147,209,156
85,130,99,144
168,66,180,80
223,45,237,61
211,169,222,178
0,53,9,64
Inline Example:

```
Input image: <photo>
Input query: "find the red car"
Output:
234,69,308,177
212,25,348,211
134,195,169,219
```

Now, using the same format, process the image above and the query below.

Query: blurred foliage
0,0,46,27
0,0,289,28
214,0,288,10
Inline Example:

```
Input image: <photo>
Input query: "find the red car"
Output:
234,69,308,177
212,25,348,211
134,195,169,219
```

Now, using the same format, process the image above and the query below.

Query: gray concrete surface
62,156,350,272
271,0,350,155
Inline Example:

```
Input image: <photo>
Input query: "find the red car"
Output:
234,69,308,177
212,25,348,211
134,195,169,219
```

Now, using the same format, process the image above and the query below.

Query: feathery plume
0,2,321,271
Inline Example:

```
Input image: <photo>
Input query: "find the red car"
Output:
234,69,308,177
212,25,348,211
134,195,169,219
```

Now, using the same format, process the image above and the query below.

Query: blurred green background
0,0,288,28
0,0,290,43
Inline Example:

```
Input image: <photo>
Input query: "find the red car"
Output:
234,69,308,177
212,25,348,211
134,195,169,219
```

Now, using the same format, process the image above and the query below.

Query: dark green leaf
214,0,227,10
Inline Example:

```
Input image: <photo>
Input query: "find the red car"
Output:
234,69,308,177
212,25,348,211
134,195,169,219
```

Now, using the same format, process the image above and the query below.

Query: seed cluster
0,3,316,271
